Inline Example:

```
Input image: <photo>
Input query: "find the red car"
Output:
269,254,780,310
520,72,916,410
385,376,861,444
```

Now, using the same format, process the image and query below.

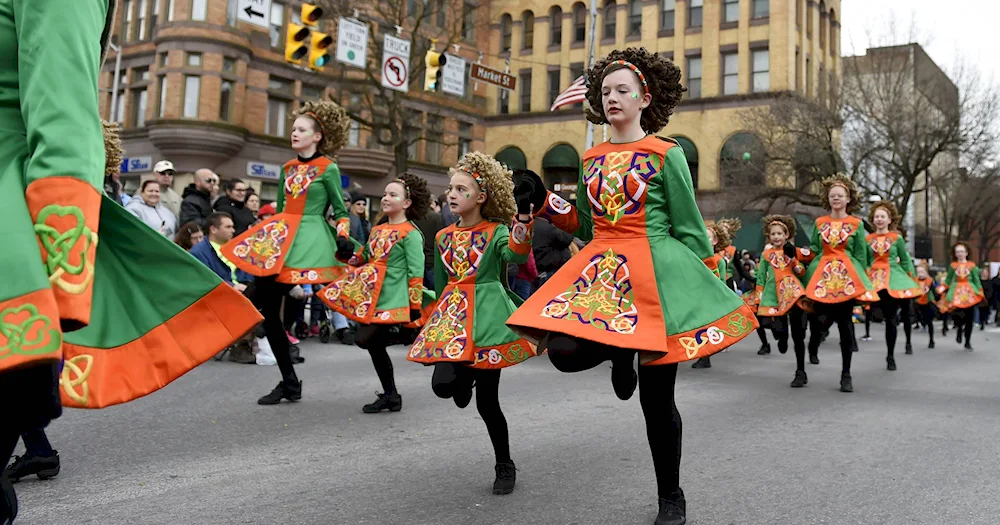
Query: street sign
120,156,152,174
246,161,281,180
236,0,270,28
441,54,466,97
381,34,410,93
336,17,368,69
471,63,516,91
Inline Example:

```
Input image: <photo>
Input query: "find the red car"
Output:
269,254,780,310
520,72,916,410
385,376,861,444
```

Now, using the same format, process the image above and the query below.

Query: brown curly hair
392,173,431,221
706,217,740,252
868,201,900,230
762,214,797,240
951,242,971,261
450,151,516,225
295,100,351,155
819,173,861,214
584,47,685,134
102,120,124,178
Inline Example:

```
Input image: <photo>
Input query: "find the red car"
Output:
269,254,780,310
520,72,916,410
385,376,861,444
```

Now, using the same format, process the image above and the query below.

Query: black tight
917,304,935,344
356,324,398,395
247,276,297,384
877,290,901,357
756,326,769,346
431,364,509,463
20,429,54,457
809,303,856,374
545,334,681,498
951,307,975,345
771,308,808,370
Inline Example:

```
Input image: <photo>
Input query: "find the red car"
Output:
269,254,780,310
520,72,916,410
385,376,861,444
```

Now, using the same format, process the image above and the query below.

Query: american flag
550,75,587,111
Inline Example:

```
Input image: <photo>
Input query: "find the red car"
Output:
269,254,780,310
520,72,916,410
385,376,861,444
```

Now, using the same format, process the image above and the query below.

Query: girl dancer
943,243,985,350
864,202,921,369
319,174,431,413
755,215,814,387
222,100,354,405
913,263,938,348
801,174,874,392
407,157,538,495
691,218,741,369
506,48,758,525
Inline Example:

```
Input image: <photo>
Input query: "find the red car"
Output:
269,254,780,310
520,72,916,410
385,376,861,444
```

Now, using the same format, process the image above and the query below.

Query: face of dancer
768,224,788,247
707,228,718,248
601,68,650,130
954,244,968,262
447,171,486,220
141,182,161,206
827,185,850,213
917,266,929,279
873,208,891,231
381,181,411,222
290,116,322,154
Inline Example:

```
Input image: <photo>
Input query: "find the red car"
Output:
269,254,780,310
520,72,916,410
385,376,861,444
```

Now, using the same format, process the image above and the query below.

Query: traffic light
301,3,323,24
285,23,309,64
285,4,327,69
424,48,447,91
309,32,332,70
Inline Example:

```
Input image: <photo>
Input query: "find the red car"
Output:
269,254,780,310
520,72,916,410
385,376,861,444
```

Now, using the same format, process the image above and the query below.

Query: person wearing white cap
152,160,182,217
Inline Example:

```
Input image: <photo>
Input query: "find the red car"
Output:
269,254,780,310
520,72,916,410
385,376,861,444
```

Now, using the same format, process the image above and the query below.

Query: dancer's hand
513,169,545,215
783,242,797,259
336,237,354,259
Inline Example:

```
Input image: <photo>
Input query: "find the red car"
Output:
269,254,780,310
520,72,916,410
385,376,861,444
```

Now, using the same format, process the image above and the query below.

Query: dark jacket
412,211,443,270
213,195,256,234
350,214,370,245
189,239,253,285
179,184,212,226
532,218,574,273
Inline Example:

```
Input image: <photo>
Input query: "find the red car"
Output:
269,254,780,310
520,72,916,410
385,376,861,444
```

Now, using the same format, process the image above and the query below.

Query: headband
472,171,486,193
305,112,326,135
393,178,410,198
605,60,650,96
828,181,851,193
767,220,789,234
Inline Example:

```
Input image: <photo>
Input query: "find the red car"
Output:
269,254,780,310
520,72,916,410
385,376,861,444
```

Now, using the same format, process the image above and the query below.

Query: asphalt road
10,322,1000,525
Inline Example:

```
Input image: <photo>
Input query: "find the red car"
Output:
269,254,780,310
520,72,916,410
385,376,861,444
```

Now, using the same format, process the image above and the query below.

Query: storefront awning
495,147,527,171
542,144,579,169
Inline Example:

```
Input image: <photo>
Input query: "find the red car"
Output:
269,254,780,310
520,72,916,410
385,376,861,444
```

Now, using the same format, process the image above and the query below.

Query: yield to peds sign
381,34,410,93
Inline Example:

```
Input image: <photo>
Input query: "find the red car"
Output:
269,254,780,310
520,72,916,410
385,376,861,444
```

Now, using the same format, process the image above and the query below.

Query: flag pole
584,0,598,150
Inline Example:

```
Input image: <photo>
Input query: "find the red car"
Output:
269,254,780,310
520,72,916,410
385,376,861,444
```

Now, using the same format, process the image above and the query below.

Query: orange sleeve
507,219,534,258
533,191,580,235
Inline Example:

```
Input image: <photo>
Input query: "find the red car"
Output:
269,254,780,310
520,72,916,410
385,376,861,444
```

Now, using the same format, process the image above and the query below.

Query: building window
796,0,802,27
191,0,207,20
722,52,739,95
688,0,703,28
672,136,699,188
157,76,167,117
819,1,827,49
219,80,233,121
752,49,769,92
573,3,587,42
226,0,238,26
829,11,837,56
500,14,512,52
805,57,811,96
183,75,200,117
499,93,509,114
603,0,616,39
752,0,768,18
570,62,585,107
550,6,563,46
405,112,421,160
134,66,150,81
522,11,534,49
687,56,702,99
462,1,476,40
159,52,168,67
723,0,739,23
137,0,148,39
519,70,532,112
348,119,360,147
186,52,202,67
270,2,285,48
116,94,125,124
269,76,294,94
426,115,443,165
795,50,801,92
123,0,134,42
720,132,766,187
660,0,675,30
301,84,324,100
167,0,175,21
266,97,291,136
547,70,560,107
627,0,641,35
223,57,236,72
130,88,147,127
459,122,472,157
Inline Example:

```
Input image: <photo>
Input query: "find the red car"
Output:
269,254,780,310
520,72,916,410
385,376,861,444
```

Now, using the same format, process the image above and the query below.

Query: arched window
522,10,534,50
496,146,528,171
671,136,699,189
818,1,826,49
828,9,837,56
627,0,641,35
603,0,616,40
549,6,563,47
500,14,512,52
543,143,581,191
573,3,587,42
720,132,766,187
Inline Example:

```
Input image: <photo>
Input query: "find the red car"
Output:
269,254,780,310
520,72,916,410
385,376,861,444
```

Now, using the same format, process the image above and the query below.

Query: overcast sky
840,0,1000,87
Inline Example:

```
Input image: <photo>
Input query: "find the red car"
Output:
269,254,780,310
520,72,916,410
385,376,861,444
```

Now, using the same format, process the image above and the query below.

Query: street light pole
109,42,122,122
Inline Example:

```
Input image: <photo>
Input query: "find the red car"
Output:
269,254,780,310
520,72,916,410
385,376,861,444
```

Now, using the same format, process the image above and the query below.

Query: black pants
544,335,682,499
247,276,298,385
877,290,911,357
355,324,399,395
808,302,856,374
431,364,509,463
951,307,975,345
770,307,808,370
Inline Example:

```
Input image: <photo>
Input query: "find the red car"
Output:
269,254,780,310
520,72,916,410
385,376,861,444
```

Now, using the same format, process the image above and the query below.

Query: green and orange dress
802,216,875,304
0,0,263,417
408,220,539,369
862,231,921,300
222,155,351,285
318,221,427,326
506,136,758,365
756,247,813,317
944,261,985,310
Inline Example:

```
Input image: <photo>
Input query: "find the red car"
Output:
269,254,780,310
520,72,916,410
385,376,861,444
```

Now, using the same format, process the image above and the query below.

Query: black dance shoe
809,352,820,365
905,343,913,355
1,472,16,525
453,379,475,409
5,452,60,483
840,373,853,393
691,357,711,369
611,361,638,401
790,370,808,388
965,342,974,352
654,490,687,525
257,380,302,405
757,343,771,355
887,356,896,371
493,461,516,495
928,340,935,349
363,392,402,413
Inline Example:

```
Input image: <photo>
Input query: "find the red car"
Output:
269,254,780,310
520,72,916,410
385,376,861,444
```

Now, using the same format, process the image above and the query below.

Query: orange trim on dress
277,265,348,284
0,288,63,374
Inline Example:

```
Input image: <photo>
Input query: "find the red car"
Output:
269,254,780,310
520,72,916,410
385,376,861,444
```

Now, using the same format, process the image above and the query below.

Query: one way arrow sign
237,0,271,28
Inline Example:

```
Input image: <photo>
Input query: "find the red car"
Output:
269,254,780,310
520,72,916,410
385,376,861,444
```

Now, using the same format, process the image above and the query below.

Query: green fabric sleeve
573,162,594,242
896,236,916,275
849,227,870,268
403,226,425,286
276,166,286,212
664,146,712,260
945,265,956,288
970,265,984,293
757,255,771,287
15,0,106,188
810,224,821,255
323,162,349,232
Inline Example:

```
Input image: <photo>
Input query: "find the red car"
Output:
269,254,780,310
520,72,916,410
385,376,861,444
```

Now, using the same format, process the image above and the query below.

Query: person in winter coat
213,178,256,234
532,217,574,286
179,168,218,226
125,180,178,239
348,191,371,245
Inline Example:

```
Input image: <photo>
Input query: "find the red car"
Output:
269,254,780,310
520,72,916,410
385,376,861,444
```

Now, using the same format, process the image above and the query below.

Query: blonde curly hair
295,100,351,155
102,120,124,178
762,214,796,239
868,201,901,230
707,217,740,252
450,151,516,224
820,173,861,214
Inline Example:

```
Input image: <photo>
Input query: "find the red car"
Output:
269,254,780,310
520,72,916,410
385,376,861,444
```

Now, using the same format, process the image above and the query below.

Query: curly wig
707,217,740,252
584,47,685,134
393,173,431,221
102,120,124,178
868,201,901,230
819,173,861,214
762,214,797,240
295,100,351,155
450,151,516,225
